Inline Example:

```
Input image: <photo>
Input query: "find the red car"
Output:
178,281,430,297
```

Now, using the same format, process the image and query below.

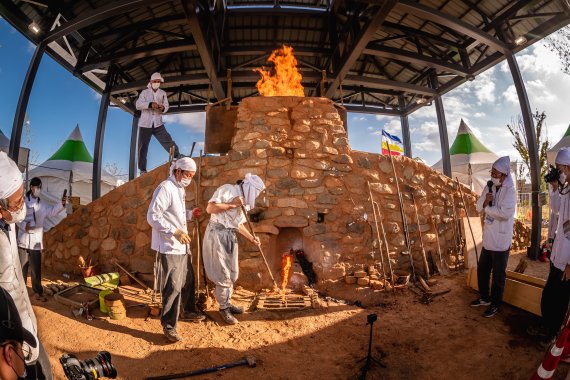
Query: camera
544,165,560,183
367,313,378,324
60,351,117,380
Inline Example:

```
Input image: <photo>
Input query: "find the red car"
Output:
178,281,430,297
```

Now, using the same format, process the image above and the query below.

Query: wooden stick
456,178,479,264
367,181,388,288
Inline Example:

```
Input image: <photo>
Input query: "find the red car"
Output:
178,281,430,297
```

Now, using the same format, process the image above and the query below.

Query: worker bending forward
203,174,265,325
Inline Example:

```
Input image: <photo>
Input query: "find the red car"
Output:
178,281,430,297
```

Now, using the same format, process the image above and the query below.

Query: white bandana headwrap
0,151,23,199
555,147,570,166
169,157,197,176
240,173,265,210
492,156,513,187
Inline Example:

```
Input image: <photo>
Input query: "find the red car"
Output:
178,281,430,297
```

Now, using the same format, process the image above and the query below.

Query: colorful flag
381,130,404,156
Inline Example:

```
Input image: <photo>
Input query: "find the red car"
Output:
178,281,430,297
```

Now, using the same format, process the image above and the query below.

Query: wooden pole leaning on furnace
367,181,393,289
407,185,430,280
385,143,416,281
455,178,479,265
239,205,279,291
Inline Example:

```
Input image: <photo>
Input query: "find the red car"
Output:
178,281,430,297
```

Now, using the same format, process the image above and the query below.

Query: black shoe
483,306,499,318
538,335,557,350
228,304,244,314
180,311,206,322
470,298,491,307
219,308,238,325
164,328,182,342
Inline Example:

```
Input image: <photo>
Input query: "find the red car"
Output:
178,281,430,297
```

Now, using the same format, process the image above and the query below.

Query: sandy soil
31,271,567,380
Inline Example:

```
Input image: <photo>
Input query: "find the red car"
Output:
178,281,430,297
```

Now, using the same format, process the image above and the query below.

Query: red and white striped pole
531,327,570,380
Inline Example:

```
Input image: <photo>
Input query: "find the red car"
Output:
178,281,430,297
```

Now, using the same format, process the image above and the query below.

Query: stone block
276,198,308,208
369,183,394,194
317,194,337,204
305,140,321,150
229,150,251,161
135,232,150,248
267,169,289,178
306,186,325,195
276,178,297,189
254,140,271,149
299,178,323,188
274,215,309,228
291,167,317,179
293,123,311,133
101,238,117,251
268,157,290,168
296,159,329,171
303,224,326,236
288,188,305,196
332,154,353,164
333,137,349,146
254,224,279,235
233,140,254,151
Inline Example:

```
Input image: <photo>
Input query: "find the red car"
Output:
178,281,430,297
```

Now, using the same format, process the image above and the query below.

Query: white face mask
491,177,501,186
180,178,192,187
151,82,160,90
32,188,40,197
5,202,26,224
560,172,567,185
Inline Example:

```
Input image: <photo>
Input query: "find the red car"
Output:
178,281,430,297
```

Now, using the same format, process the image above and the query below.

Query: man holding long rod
203,173,265,325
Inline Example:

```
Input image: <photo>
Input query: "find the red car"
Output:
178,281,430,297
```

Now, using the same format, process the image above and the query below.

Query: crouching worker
0,287,38,380
147,157,203,343
203,174,265,325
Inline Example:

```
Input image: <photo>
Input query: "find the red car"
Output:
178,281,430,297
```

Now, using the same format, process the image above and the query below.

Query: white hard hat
150,72,164,82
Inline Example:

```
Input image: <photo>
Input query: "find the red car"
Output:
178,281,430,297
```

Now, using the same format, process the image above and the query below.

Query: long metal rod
128,114,140,180
92,69,114,200
386,142,415,280
240,205,279,289
431,217,449,275
410,191,430,279
429,73,451,177
456,178,479,265
10,43,44,162
374,201,395,284
506,51,541,259
367,182,388,287
398,95,412,158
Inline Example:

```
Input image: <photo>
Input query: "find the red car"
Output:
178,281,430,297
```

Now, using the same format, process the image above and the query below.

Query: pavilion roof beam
394,0,510,54
90,15,186,42
78,40,197,73
111,73,210,94
43,0,173,44
363,45,469,77
223,46,330,57
324,0,398,98
344,75,436,96
182,0,225,100
380,22,463,49
342,104,401,116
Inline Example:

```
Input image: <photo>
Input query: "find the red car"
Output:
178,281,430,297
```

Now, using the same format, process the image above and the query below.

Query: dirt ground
29,269,569,380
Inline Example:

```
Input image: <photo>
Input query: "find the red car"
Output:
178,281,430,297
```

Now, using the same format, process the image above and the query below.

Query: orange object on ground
280,253,293,292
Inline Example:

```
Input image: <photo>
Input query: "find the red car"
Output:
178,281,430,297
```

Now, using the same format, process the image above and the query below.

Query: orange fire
255,45,304,97
280,252,293,293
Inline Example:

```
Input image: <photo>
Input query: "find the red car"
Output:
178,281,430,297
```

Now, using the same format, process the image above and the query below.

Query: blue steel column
10,43,45,162
399,95,412,158
129,113,140,180
429,74,451,177
506,52,541,259
92,69,115,200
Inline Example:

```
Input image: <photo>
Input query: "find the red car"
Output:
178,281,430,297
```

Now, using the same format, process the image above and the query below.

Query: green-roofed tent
432,119,499,194
547,125,570,165
28,125,117,229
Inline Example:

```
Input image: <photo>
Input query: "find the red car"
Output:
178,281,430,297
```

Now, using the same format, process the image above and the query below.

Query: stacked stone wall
45,96,482,289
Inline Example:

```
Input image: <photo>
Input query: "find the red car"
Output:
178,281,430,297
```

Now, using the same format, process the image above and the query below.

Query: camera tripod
358,313,386,380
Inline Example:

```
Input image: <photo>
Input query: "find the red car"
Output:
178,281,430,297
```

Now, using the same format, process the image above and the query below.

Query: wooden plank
460,217,483,269
467,268,543,316
256,294,311,311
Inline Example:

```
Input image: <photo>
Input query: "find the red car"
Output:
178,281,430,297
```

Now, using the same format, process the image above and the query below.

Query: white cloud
163,112,206,133
462,67,496,104
91,89,102,101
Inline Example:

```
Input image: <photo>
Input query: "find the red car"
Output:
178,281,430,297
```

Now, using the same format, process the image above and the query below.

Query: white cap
492,156,511,176
150,72,164,82
556,147,570,166
0,152,23,199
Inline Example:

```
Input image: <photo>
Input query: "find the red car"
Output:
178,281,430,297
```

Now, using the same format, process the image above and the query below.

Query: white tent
0,129,30,173
28,125,118,229
547,125,570,165
432,119,499,194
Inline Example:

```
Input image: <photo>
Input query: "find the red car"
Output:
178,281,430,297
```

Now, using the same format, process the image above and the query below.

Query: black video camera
367,313,378,324
60,351,117,380
544,165,560,184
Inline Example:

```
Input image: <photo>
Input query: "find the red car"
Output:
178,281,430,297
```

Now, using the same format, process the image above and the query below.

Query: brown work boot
164,328,182,343
219,308,238,325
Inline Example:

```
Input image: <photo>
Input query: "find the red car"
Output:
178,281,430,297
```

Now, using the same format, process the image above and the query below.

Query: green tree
544,26,570,75
506,111,550,183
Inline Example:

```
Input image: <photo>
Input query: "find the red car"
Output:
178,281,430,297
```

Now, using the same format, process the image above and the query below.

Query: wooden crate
256,293,312,311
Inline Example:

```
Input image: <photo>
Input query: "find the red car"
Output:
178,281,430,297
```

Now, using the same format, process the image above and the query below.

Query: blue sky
0,17,568,180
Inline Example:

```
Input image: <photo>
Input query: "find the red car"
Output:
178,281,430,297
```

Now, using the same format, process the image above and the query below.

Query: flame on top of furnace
254,45,304,97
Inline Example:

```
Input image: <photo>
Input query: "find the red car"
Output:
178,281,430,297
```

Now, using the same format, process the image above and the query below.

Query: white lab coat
0,225,39,361
548,186,561,241
208,184,246,229
135,85,170,129
550,191,570,271
17,196,65,250
476,181,516,252
147,176,188,255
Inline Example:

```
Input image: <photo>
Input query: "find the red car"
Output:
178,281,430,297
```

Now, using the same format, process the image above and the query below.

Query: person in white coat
17,177,66,302
530,148,570,348
135,72,180,174
0,152,52,379
203,174,264,325
471,156,516,318
147,157,202,343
